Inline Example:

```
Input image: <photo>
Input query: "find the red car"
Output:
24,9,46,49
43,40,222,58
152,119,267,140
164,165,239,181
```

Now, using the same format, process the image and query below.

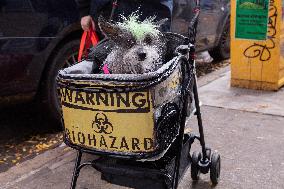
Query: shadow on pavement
190,180,216,189
0,102,62,172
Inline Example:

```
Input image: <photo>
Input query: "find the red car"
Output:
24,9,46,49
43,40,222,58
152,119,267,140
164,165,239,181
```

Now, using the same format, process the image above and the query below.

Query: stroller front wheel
210,152,221,185
191,151,201,181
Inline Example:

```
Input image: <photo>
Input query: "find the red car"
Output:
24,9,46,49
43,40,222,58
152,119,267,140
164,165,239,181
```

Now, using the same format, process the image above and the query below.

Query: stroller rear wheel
210,152,221,185
191,151,201,181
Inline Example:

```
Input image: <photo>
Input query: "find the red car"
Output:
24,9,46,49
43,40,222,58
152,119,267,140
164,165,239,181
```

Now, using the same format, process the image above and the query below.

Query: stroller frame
68,45,219,189
60,1,221,188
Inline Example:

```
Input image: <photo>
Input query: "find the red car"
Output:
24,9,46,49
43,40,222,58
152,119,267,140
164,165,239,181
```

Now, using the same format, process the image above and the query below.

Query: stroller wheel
210,152,221,185
191,151,201,181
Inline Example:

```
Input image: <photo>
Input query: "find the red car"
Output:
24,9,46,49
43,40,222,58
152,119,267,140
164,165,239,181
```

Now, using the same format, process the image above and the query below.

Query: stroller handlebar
188,5,201,44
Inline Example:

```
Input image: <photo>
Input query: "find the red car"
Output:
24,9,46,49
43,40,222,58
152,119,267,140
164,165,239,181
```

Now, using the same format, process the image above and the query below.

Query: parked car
172,0,230,60
0,0,82,124
0,0,230,125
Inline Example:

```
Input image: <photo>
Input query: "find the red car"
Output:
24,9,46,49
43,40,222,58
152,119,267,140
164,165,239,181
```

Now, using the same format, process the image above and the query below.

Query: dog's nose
138,51,147,61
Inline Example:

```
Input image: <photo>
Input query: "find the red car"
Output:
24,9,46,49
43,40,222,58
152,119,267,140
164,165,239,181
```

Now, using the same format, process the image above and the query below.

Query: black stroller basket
57,54,194,160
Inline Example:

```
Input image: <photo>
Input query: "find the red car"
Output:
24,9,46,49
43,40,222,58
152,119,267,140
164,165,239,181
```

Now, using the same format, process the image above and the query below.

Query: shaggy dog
97,14,169,74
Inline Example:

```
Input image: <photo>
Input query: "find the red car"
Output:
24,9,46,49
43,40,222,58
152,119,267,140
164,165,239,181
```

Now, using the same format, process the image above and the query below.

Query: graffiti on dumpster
243,0,278,61
283,0,284,19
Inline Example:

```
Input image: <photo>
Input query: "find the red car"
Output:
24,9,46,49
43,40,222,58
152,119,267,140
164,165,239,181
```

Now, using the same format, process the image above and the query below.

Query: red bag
78,28,99,61
78,28,110,74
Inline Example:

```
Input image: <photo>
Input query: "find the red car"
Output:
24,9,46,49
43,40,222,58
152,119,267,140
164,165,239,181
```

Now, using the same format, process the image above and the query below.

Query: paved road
0,67,283,189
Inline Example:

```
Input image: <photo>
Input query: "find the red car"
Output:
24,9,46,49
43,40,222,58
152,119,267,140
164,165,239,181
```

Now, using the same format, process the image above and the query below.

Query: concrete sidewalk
0,67,283,189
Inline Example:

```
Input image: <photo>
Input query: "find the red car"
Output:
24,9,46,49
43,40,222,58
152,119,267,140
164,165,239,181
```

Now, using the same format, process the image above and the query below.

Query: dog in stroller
58,2,221,189
89,14,187,75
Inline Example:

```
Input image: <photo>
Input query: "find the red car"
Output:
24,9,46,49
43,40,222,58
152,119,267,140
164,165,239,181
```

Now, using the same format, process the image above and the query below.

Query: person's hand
81,15,95,31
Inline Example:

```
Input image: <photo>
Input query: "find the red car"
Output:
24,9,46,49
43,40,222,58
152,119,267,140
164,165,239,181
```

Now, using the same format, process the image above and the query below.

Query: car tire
39,39,80,127
209,18,230,61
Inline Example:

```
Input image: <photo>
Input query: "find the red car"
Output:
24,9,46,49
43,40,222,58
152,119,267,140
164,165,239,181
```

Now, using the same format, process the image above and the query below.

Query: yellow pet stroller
57,1,221,188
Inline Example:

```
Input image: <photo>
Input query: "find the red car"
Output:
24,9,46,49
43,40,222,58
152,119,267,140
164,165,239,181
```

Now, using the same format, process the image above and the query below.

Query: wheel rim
63,52,79,68
54,51,79,113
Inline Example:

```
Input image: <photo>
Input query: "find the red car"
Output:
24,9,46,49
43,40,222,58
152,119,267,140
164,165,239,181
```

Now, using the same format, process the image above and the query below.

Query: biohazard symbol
92,113,113,134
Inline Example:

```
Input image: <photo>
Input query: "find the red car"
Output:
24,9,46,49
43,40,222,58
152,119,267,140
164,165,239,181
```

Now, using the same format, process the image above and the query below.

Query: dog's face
98,16,167,74
121,33,166,73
